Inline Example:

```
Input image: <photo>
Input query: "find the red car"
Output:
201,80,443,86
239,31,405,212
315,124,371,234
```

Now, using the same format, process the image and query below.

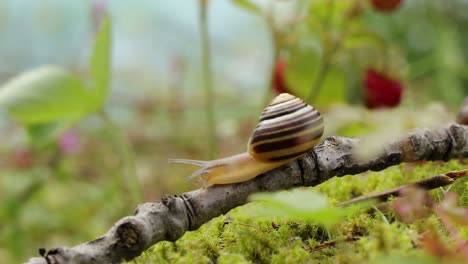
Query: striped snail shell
170,93,324,186
456,97,468,125
248,93,324,162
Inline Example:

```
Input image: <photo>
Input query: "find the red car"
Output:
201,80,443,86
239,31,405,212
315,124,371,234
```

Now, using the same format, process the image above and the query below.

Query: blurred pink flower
58,130,81,155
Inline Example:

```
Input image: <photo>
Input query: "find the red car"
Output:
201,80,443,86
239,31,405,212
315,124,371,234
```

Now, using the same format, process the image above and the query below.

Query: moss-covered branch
26,123,468,264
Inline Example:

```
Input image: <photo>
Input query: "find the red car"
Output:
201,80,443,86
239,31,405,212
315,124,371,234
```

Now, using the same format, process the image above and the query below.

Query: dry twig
338,170,468,207
307,237,361,252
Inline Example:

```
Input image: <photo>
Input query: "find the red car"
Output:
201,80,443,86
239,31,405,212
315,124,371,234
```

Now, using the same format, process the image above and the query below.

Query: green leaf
27,120,76,148
231,0,261,14
249,190,346,226
89,16,111,110
375,254,439,264
0,66,90,124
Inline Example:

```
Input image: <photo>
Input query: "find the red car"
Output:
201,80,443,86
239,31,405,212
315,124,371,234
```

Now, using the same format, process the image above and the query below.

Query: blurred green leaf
89,16,111,110
375,254,439,264
231,0,261,14
250,189,346,226
26,120,75,147
0,66,90,124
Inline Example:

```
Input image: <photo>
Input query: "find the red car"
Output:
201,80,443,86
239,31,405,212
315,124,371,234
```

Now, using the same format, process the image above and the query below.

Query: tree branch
26,123,468,264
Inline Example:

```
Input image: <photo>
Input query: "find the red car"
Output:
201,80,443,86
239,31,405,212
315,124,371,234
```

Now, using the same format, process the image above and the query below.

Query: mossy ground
131,160,468,264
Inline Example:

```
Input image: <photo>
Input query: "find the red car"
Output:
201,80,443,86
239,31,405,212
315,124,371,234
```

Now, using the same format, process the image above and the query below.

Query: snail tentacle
168,158,207,167
168,159,209,182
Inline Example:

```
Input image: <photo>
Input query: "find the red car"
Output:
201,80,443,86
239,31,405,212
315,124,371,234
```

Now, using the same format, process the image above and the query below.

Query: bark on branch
26,123,468,264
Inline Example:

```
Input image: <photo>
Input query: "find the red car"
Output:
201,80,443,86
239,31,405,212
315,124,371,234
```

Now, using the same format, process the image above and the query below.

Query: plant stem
199,0,217,159
307,53,333,103
307,0,335,103
99,110,142,204
261,1,277,109
262,35,279,110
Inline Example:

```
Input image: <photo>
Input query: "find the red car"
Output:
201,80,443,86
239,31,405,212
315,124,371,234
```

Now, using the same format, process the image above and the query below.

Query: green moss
459,226,468,240
270,246,311,264
218,254,251,264
130,160,468,263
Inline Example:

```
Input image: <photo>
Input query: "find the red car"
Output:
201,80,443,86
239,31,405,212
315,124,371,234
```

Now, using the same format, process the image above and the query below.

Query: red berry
370,0,403,12
272,58,291,95
363,68,402,109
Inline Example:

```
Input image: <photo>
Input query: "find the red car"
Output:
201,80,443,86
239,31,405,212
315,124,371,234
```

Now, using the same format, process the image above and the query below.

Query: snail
456,97,468,125
170,93,324,185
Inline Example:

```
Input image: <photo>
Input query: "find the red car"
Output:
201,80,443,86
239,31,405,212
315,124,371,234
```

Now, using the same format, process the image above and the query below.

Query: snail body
170,93,324,185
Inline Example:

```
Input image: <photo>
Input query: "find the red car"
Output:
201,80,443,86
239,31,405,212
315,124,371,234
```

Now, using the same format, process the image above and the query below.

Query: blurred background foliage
0,0,467,263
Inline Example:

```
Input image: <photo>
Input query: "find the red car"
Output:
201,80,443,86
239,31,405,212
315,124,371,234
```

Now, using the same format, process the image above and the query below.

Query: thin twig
307,236,360,252
338,170,468,207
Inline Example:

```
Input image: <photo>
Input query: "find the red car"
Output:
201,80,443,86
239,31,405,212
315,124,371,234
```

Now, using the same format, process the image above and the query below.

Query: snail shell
248,93,324,162
170,93,324,185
